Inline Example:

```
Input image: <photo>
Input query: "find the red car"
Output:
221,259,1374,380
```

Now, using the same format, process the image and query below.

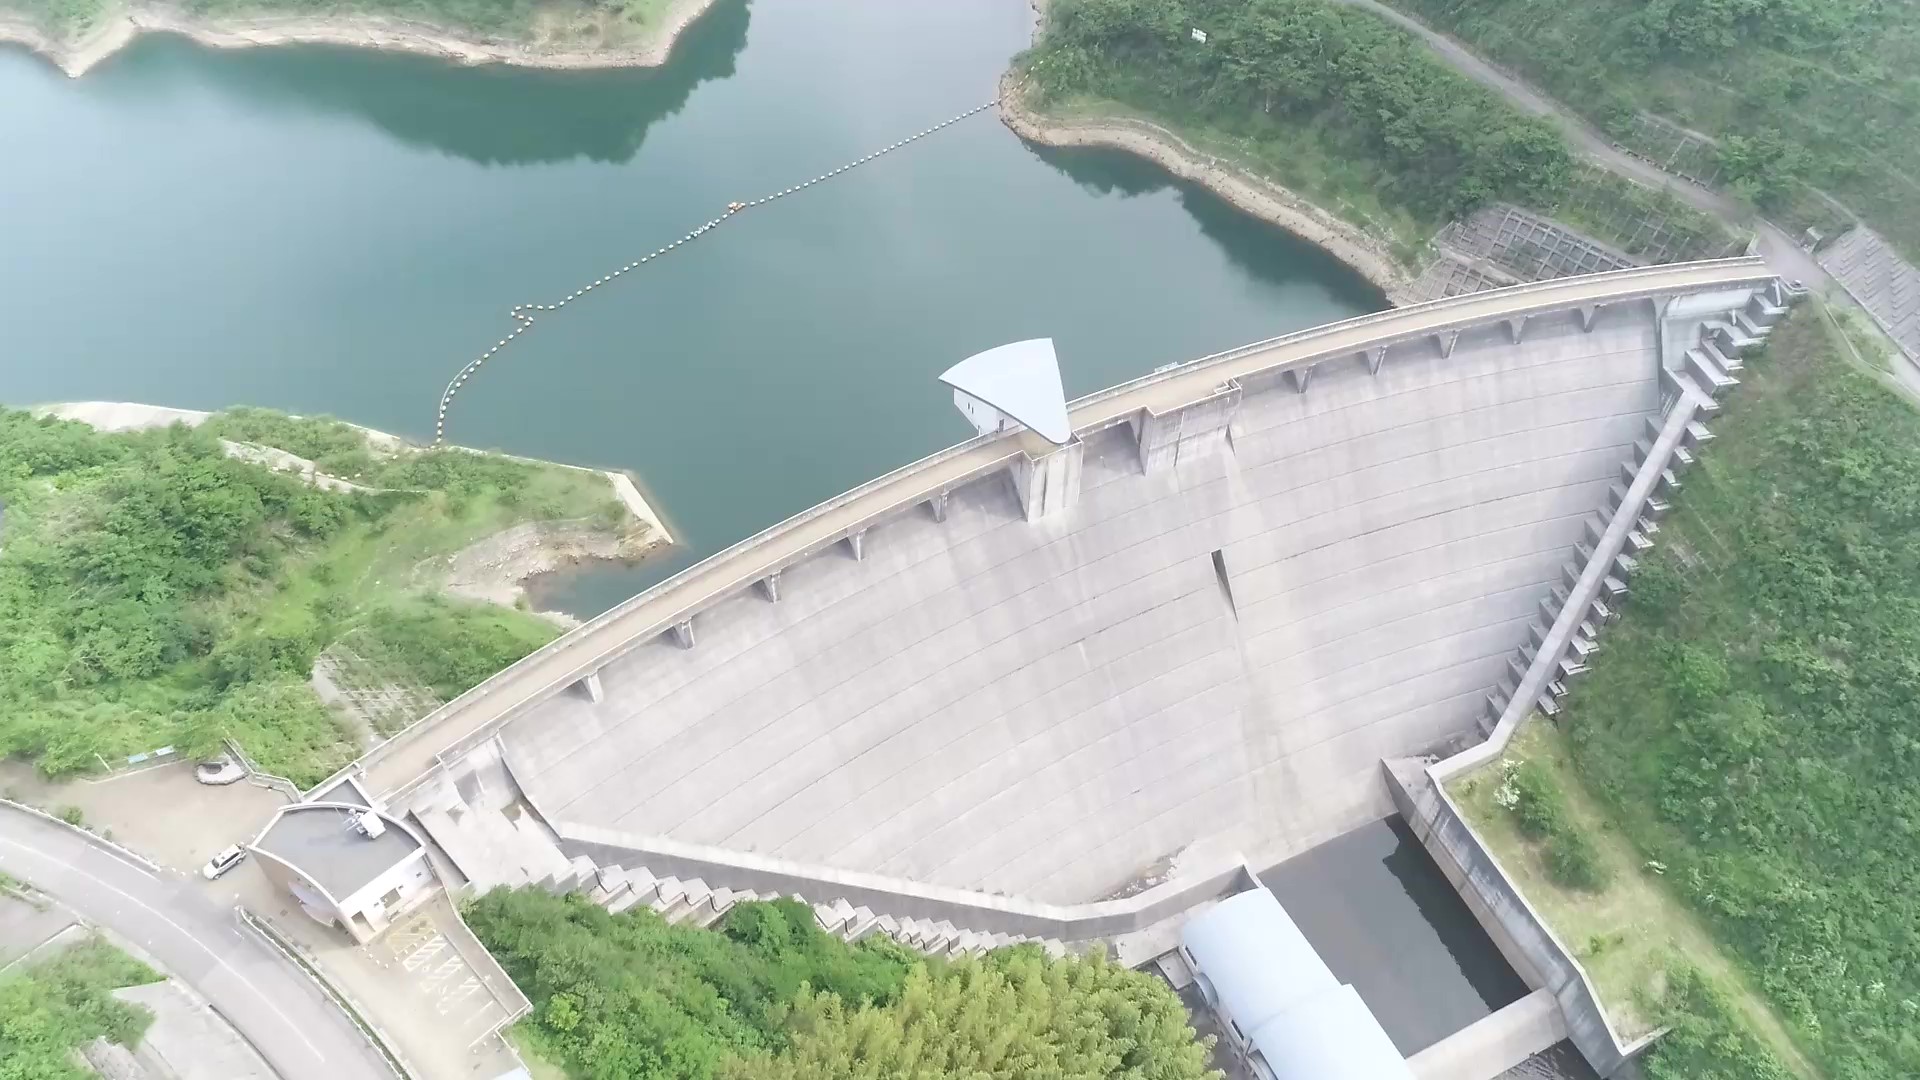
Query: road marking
0,836,331,1067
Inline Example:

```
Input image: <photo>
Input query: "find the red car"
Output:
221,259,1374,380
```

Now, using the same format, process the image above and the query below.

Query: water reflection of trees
1023,141,1384,309
142,0,749,166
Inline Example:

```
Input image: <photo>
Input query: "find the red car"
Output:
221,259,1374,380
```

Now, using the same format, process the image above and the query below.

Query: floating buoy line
434,97,1002,444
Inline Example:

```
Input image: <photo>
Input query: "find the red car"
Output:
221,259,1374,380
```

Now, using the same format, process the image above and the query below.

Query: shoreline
28,395,675,564
0,0,717,77
996,76,1417,306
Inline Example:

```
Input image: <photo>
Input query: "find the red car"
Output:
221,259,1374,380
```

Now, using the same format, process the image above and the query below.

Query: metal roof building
1180,887,1414,1080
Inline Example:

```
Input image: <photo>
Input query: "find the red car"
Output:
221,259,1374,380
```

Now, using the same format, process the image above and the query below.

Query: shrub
1503,760,1569,839
1545,831,1610,892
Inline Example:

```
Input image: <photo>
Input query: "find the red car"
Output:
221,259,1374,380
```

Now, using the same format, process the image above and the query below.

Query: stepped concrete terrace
326,259,1778,907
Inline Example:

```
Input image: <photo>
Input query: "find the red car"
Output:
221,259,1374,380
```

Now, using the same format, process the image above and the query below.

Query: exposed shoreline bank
0,0,716,77
30,400,674,620
996,76,1417,307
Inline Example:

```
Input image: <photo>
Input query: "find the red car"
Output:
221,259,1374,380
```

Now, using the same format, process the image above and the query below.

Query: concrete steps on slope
1485,299,1781,730
575,858,1072,958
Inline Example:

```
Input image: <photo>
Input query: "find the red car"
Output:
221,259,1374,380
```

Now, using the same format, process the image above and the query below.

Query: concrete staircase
577,860,1068,958
1482,281,1797,730
408,773,1069,959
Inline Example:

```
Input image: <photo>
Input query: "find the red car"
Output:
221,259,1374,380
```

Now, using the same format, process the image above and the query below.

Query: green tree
464,890,917,1080
723,947,1218,1080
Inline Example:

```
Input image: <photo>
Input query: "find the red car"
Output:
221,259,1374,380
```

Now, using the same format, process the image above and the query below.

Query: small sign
1191,27,1208,43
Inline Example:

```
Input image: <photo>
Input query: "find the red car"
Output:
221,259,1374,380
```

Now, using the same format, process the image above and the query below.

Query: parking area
372,907,508,1042
229,861,523,1080
0,759,287,878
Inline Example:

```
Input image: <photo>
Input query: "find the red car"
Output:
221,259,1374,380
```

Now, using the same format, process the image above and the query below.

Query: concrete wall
1378,307,1784,1075
1387,762,1646,1076
558,819,1259,942
1405,988,1566,1080
500,303,1679,903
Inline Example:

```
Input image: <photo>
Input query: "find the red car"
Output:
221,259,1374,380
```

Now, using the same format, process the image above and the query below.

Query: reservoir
0,0,1378,610
0,3,1592,1075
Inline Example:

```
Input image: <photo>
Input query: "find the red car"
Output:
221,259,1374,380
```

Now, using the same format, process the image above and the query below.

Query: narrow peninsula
0,0,718,77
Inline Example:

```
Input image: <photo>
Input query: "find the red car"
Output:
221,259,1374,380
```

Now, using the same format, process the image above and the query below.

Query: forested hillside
0,409,625,784
465,889,1218,1080
1021,0,1728,263
1532,309,1920,1078
1386,0,1920,256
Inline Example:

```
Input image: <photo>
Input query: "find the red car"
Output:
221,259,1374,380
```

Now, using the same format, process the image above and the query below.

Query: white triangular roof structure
938,338,1073,445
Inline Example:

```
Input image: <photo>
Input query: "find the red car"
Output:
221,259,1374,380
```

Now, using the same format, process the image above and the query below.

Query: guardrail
235,907,417,1080
329,258,1773,801
0,798,165,876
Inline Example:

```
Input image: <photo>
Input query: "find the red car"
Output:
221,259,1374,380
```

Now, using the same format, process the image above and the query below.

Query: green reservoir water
0,0,1379,609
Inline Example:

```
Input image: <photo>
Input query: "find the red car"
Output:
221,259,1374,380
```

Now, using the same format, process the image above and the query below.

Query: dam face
499,304,1663,903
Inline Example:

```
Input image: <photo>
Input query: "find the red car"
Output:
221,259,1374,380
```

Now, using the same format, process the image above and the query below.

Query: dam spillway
452,265,1773,904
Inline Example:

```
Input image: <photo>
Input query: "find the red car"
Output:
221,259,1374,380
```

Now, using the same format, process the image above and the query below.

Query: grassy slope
1453,724,1816,1076
1460,306,1920,1078
0,408,625,785
1384,0,1920,257
0,936,164,1079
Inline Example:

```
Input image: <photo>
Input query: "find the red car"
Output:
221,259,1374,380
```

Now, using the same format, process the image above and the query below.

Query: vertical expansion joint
846,529,867,561
928,491,949,523
758,572,781,603
1434,329,1461,359
671,618,696,650
1505,315,1528,344
1364,345,1387,376
1578,304,1600,332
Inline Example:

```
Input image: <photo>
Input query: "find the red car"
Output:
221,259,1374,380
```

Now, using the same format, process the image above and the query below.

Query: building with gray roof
249,778,435,943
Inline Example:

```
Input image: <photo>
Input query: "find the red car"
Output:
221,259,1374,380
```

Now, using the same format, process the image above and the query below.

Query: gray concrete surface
0,886,77,969
1407,988,1566,1080
0,804,394,1080
220,859,524,1080
114,979,276,1080
0,759,288,878
1820,226,1920,362
505,301,1681,903
339,264,1772,828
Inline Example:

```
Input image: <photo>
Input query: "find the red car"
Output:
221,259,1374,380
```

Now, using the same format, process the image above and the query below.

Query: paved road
0,806,393,1080
353,259,1771,801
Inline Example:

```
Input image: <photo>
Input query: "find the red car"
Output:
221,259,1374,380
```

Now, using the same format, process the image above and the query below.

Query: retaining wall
557,820,1258,942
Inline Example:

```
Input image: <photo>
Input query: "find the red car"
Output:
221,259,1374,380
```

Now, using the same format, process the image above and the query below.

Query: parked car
195,756,245,786
201,845,246,880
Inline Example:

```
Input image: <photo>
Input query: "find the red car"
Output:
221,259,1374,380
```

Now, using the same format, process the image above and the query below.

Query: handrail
331,258,1772,799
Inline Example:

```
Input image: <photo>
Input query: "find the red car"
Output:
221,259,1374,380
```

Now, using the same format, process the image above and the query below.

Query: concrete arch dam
349,259,1776,906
